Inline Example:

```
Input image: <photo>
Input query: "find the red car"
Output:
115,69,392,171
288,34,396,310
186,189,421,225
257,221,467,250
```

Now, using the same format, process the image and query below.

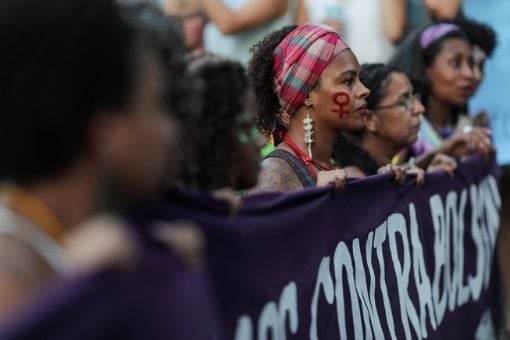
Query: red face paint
331,92,350,118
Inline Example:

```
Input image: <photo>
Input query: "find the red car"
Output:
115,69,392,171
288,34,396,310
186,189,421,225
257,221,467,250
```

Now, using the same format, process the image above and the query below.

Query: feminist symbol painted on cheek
331,92,350,118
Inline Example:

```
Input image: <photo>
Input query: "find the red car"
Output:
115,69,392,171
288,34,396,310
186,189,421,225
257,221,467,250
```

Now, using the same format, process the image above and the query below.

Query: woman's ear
303,90,316,107
279,110,291,126
363,112,379,133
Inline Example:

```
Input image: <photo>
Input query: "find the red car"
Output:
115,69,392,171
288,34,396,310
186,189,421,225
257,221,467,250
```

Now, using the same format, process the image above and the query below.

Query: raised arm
200,0,288,35
423,0,462,20
381,0,408,43
294,0,309,25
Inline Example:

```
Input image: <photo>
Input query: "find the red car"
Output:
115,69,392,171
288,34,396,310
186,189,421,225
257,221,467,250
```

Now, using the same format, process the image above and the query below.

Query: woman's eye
449,58,462,68
343,78,354,87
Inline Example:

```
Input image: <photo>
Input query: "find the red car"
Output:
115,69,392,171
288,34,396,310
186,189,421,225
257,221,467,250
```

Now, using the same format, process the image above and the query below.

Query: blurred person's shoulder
0,208,59,319
0,205,68,276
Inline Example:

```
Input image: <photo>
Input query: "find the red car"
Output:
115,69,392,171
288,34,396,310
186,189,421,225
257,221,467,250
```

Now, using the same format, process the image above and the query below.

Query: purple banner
0,244,226,340
0,157,501,340
141,156,501,339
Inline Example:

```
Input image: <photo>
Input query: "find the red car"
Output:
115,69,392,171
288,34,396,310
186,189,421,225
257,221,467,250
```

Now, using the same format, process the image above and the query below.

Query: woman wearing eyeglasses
332,63,457,180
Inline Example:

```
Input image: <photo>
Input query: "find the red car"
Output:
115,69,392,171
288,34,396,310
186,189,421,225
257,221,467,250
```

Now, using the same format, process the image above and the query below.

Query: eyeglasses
375,93,421,112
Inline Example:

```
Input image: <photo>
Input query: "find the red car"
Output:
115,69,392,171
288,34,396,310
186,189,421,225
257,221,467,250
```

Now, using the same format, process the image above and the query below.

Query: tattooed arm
248,157,304,194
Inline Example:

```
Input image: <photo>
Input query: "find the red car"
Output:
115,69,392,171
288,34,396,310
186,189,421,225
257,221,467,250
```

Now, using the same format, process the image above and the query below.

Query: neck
19,160,100,230
426,95,454,131
361,133,400,167
284,111,336,165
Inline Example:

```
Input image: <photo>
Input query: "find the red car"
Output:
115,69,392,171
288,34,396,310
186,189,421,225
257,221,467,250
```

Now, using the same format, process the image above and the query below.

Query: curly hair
180,53,248,190
247,25,297,140
455,17,497,57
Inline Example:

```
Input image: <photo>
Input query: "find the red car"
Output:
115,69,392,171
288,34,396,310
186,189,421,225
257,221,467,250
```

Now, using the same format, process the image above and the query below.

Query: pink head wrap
272,24,349,118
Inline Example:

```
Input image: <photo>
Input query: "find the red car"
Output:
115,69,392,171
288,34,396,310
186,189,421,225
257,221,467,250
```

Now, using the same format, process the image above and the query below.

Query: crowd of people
0,0,508,338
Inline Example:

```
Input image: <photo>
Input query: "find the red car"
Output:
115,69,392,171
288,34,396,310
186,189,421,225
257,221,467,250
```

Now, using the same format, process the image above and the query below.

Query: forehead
437,38,472,57
320,49,360,78
386,72,412,92
379,72,412,102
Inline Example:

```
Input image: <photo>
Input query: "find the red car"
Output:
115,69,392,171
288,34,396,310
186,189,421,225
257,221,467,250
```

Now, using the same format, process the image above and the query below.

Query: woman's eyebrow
335,70,356,81
398,89,412,98
339,70,356,77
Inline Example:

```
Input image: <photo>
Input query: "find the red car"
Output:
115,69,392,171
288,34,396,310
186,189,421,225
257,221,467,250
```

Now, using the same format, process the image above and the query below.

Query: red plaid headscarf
273,24,349,118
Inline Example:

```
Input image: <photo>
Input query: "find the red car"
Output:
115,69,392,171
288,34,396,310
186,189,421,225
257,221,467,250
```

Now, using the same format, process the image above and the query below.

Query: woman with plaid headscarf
247,24,370,193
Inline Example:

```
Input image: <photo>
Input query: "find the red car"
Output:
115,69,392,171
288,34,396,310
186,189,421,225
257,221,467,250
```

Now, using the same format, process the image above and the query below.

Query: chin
349,121,364,131
451,97,469,107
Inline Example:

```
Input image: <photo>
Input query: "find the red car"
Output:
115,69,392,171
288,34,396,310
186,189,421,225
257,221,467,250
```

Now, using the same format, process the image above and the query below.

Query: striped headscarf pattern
273,24,349,118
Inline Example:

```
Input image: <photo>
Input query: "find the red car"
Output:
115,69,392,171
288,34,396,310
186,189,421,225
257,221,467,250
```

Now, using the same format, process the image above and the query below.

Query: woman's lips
411,123,421,133
460,85,476,97
355,104,368,114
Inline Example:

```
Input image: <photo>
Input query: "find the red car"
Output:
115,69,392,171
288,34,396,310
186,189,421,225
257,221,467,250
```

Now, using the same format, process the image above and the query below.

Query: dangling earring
303,108,314,158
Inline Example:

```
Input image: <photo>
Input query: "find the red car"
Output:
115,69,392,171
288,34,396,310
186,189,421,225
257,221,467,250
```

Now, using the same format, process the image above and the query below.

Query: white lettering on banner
310,257,334,340
258,302,278,340
457,189,471,307
388,213,422,339
446,191,459,312
279,282,299,338
234,316,253,340
373,222,397,340
234,282,298,340
234,175,500,340
469,184,486,301
409,203,436,338
353,234,384,340
430,194,449,325
333,241,363,340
